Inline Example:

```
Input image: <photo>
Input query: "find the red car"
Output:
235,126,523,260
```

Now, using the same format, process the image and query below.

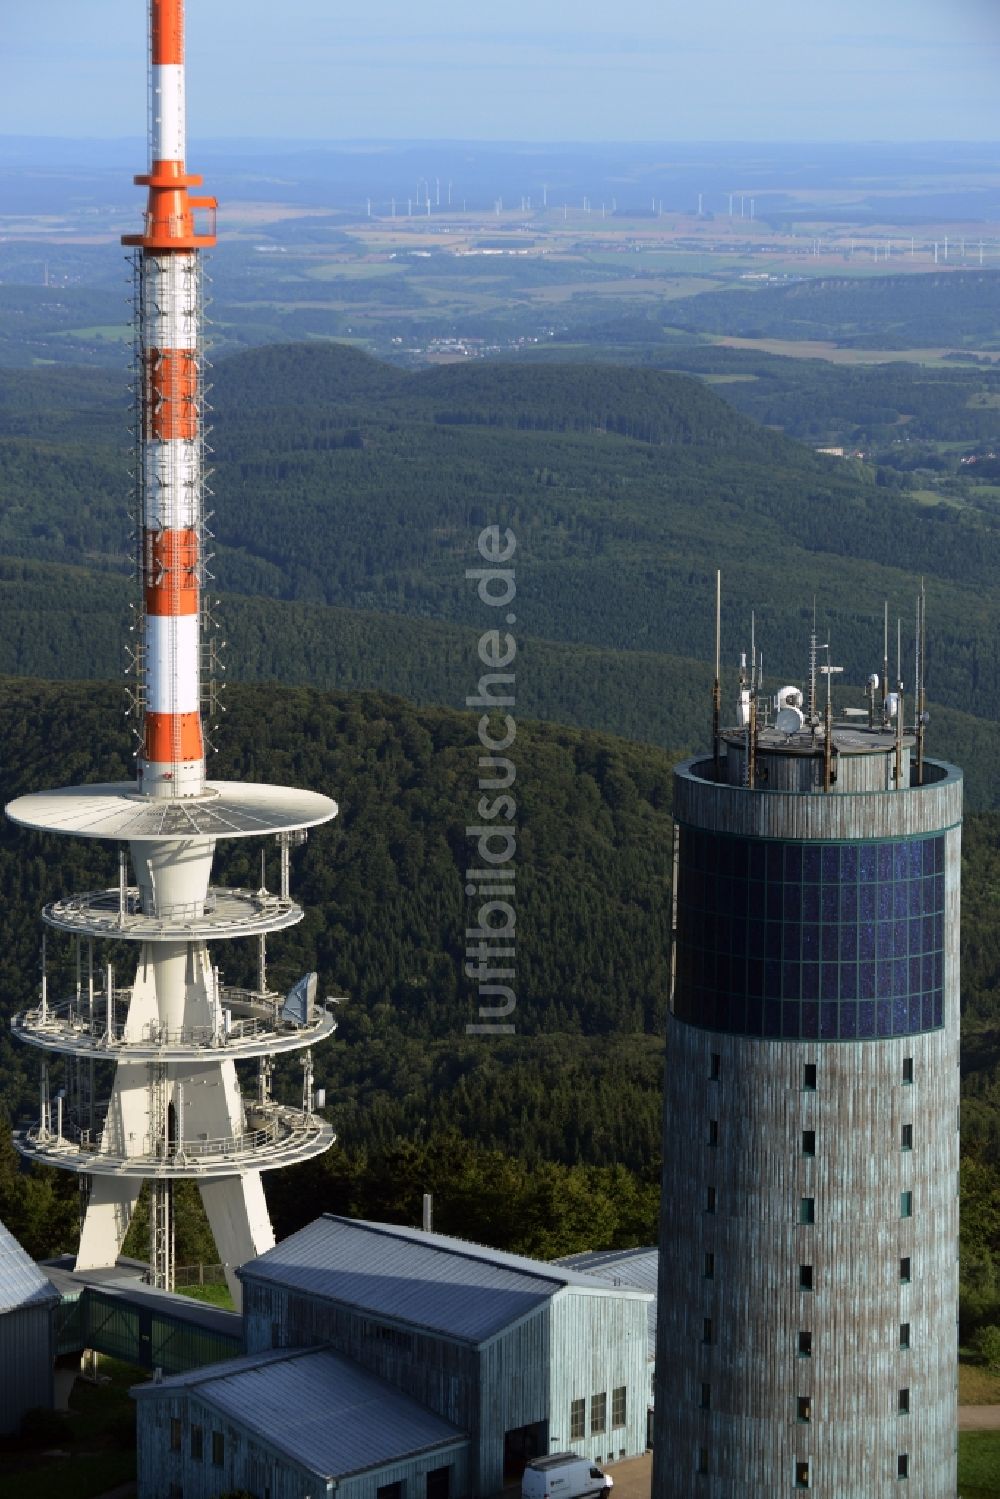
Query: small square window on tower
710,1052,721,1081
697,1447,709,1477
900,1322,911,1349
803,1064,817,1091
700,1382,711,1411
900,1190,913,1219
703,1317,713,1345
795,1459,811,1489
706,1187,716,1214
799,1264,814,1292
704,1252,715,1280
708,1119,719,1147
798,1330,812,1358
898,1453,909,1479
902,1057,914,1085
800,1197,815,1225
901,1124,913,1151
802,1129,816,1156
899,1387,910,1414
900,1256,912,1283
797,1396,812,1424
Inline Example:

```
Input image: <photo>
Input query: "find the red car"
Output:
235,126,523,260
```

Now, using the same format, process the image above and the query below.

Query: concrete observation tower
654,586,961,1497
5,0,338,1305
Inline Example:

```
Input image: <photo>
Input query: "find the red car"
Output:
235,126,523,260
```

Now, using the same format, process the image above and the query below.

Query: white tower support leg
76,1178,142,1271
199,1173,275,1308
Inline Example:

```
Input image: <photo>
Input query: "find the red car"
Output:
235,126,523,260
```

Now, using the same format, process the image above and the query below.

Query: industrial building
0,1216,60,1434
134,1346,470,1499
654,619,962,1497
134,1215,652,1499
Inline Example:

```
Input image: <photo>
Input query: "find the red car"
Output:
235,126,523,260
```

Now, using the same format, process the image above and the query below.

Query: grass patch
175,1281,235,1310
961,1358,1000,1405
959,1431,1000,1498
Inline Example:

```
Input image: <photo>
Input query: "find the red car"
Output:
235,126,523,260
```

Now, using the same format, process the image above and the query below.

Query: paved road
960,1404,1000,1430
603,1453,652,1498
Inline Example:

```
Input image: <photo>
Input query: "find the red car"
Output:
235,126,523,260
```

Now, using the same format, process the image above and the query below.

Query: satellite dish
775,706,805,734
282,972,318,1027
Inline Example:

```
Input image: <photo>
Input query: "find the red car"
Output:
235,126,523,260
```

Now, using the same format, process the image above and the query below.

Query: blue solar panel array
674,828,945,1040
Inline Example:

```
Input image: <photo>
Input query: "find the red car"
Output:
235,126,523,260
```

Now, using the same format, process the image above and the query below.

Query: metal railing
12,986,322,1051
24,1101,325,1167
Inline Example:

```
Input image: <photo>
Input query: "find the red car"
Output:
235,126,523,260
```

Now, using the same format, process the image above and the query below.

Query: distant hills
1,342,999,804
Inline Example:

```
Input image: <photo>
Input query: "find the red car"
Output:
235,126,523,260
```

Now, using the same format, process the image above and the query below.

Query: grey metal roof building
135,1216,652,1498
242,1215,615,1340
134,1346,470,1499
0,1216,60,1434
239,1216,651,1497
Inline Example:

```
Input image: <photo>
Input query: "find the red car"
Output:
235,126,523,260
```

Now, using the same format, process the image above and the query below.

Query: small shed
0,1216,60,1434
134,1345,470,1499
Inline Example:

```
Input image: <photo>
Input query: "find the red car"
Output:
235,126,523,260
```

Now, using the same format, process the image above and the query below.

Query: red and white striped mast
5,0,339,1307
125,0,217,798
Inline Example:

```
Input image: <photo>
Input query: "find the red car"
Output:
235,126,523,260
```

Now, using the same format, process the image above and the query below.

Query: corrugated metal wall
548,1291,650,1468
0,1304,54,1435
55,1288,241,1374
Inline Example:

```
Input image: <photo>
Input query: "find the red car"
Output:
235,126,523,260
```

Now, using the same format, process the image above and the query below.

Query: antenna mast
882,600,889,726
712,570,722,781
808,601,818,726
915,581,927,785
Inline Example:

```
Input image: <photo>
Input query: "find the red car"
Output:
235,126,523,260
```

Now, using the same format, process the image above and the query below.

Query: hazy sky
5,0,1000,142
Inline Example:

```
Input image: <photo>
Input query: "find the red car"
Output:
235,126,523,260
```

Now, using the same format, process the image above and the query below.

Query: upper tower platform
6,781,337,842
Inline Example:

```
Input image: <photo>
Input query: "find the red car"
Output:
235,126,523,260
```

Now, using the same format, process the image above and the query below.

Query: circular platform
5,780,337,843
15,1104,334,1179
11,991,338,1061
42,886,303,942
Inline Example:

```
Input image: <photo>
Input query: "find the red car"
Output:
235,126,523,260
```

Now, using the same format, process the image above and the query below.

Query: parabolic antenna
282,972,318,1027
775,706,805,734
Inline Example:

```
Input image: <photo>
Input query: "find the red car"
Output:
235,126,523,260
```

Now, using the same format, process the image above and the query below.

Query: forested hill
211,341,780,447
5,343,1000,735
663,269,1000,349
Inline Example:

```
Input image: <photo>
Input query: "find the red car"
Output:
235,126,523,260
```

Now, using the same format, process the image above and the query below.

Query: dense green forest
4,346,1000,758
0,678,998,1323
533,335,1000,444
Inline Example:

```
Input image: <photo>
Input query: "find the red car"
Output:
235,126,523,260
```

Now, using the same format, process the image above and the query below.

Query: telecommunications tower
654,586,961,1496
6,0,338,1306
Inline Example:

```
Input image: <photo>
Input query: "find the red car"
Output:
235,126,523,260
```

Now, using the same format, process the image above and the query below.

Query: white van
521,1454,613,1499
